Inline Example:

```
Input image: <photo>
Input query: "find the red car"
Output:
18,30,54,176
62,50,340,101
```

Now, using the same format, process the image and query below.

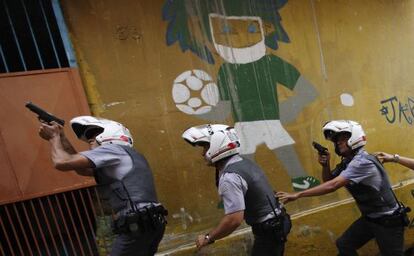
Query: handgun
25,102,65,126
312,141,328,155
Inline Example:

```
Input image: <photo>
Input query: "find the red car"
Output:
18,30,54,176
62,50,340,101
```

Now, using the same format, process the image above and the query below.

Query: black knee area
336,236,345,250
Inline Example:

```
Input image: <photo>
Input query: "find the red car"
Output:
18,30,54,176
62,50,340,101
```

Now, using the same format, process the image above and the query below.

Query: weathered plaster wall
160,182,414,255
59,0,414,254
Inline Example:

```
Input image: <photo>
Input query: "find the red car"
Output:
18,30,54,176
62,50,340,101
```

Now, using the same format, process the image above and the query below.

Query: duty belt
112,205,168,234
365,211,409,227
251,212,292,242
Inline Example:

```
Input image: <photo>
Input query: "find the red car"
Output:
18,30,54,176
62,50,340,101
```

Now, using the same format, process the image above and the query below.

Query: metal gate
0,186,114,256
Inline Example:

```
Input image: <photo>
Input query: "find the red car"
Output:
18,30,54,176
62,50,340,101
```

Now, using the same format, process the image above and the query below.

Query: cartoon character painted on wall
163,0,320,191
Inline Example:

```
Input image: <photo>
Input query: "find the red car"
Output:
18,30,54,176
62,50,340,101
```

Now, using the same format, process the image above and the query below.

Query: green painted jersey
217,55,300,122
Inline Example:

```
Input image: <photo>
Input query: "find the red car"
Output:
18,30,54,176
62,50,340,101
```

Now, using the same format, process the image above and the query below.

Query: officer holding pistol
39,116,167,256
182,124,291,256
277,120,408,256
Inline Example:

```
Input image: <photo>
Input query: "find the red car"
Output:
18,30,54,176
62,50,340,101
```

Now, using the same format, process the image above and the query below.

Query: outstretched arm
375,152,414,170
277,175,349,203
280,76,318,124
195,211,244,250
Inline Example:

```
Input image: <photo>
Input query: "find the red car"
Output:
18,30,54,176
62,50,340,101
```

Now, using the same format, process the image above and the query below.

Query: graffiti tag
379,96,414,124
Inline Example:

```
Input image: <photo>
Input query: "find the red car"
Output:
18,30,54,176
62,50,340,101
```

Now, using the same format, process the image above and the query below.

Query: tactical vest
94,145,158,212
221,157,278,225
339,154,397,216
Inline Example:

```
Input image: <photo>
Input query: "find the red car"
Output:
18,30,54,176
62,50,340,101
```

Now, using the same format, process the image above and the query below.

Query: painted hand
195,234,209,250
276,191,299,204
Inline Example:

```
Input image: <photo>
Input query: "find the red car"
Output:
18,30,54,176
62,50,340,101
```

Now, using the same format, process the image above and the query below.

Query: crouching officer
39,116,167,256
278,120,409,256
182,124,291,256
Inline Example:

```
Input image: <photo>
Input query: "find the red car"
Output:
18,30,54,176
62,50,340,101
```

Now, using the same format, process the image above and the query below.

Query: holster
251,212,292,241
365,208,410,228
112,205,168,235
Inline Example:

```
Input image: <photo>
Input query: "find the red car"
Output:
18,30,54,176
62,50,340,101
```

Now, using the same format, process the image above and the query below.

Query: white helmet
182,124,240,163
70,116,133,147
322,120,366,150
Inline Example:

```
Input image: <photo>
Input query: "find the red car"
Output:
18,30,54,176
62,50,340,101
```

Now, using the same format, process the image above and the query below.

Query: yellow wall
160,182,414,256
59,0,414,254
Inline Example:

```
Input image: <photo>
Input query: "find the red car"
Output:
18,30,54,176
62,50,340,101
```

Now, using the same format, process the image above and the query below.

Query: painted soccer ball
172,69,219,115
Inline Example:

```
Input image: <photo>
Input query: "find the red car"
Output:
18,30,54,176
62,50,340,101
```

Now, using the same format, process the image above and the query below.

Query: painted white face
209,14,266,64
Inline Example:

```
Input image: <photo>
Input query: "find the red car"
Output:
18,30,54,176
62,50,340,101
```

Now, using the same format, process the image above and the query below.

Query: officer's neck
214,156,232,172
214,159,227,171
342,147,362,160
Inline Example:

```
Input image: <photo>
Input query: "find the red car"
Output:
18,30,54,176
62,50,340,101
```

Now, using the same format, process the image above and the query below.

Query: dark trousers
336,217,404,256
251,234,285,256
251,214,291,256
111,223,165,256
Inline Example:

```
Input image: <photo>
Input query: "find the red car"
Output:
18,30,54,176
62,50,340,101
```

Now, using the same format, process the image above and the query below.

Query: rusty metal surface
0,68,94,204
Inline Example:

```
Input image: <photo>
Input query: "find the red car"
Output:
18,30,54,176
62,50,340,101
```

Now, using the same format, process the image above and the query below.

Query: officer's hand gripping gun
25,102,65,126
312,141,328,155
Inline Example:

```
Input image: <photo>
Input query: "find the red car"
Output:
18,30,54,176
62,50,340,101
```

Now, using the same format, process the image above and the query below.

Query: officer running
182,124,291,256
277,120,409,255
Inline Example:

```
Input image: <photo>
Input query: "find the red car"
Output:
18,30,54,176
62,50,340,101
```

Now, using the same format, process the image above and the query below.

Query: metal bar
0,212,16,256
39,0,61,68
94,186,106,217
2,0,27,71
20,0,44,69
92,187,110,252
0,239,5,256
70,191,94,255
45,197,69,256
20,202,43,255
32,199,59,256
25,200,50,255
86,188,97,218
4,205,25,255
87,187,108,255
0,43,9,72
79,189,96,240
12,203,33,255
62,193,86,256
54,194,77,254
51,0,77,67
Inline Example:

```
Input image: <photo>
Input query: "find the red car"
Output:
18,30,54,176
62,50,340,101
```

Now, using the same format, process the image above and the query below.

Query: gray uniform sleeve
339,155,378,184
218,173,248,215
79,144,125,169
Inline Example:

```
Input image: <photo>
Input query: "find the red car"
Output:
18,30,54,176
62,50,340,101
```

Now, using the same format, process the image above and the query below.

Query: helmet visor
323,130,336,140
84,127,104,140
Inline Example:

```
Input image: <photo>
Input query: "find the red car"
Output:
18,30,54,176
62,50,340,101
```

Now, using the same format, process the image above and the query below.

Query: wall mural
163,0,321,191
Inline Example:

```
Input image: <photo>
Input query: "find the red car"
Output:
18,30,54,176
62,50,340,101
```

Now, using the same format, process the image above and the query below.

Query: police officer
277,120,407,255
39,116,167,256
182,124,291,256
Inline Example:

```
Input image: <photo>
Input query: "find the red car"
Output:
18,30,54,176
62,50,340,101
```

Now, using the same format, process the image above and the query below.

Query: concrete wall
59,0,414,254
